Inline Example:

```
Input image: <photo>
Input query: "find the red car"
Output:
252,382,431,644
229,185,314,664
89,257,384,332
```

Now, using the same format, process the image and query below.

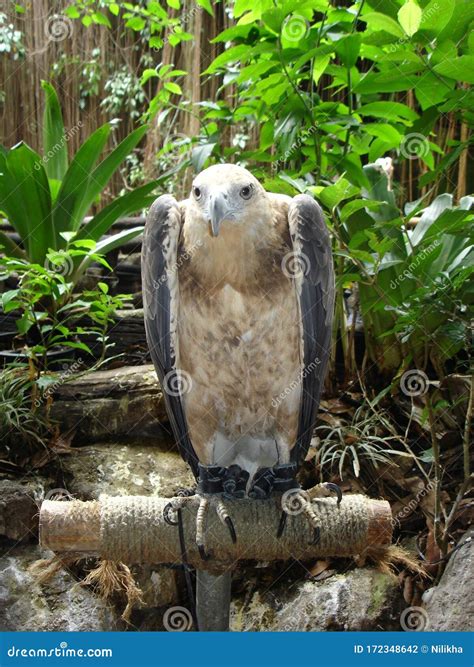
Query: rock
134,565,179,609
231,568,403,631
422,530,473,631
59,441,194,499
0,477,50,542
0,544,122,631
50,365,168,443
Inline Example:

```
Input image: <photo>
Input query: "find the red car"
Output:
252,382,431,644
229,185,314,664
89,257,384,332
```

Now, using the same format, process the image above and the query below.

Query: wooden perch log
40,494,392,568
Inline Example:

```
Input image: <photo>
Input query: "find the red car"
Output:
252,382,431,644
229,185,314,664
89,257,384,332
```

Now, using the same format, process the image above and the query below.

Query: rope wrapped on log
40,494,392,567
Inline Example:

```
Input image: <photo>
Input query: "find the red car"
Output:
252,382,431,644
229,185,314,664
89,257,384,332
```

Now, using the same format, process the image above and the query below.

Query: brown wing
141,195,199,477
287,194,335,466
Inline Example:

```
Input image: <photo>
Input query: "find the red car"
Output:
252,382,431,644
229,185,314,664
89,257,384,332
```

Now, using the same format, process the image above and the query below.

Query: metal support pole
196,569,232,631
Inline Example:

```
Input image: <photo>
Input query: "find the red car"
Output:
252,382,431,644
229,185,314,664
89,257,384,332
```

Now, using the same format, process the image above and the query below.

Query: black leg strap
248,463,299,499
197,463,249,498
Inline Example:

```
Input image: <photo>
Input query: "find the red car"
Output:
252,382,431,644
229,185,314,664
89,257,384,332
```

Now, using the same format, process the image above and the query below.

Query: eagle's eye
193,186,202,200
240,184,253,200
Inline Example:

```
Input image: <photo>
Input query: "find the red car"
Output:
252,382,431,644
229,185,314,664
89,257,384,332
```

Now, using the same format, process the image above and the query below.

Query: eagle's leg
196,496,211,561
277,483,343,541
215,499,237,544
307,482,343,506
195,464,248,559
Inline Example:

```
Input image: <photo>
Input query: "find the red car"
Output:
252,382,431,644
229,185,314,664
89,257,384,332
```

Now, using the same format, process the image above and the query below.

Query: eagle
142,164,337,558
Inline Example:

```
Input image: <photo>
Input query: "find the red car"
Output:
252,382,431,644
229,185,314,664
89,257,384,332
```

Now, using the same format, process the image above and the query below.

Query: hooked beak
208,191,231,237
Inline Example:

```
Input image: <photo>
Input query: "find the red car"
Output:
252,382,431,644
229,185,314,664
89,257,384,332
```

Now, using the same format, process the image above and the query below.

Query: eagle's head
188,163,271,237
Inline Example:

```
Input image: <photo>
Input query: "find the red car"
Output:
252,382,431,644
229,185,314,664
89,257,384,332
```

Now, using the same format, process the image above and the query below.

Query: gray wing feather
288,194,335,466
141,195,199,477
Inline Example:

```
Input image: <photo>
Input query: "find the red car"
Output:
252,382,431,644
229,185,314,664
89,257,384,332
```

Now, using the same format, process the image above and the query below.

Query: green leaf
192,143,216,171
109,3,119,16
41,81,68,181
398,0,422,36
319,176,359,210
141,69,158,85
91,11,111,27
361,12,405,38
433,56,474,84
164,81,182,95
335,34,361,68
355,64,422,93
0,143,54,263
77,181,159,243
52,124,111,238
410,194,453,246
196,0,213,15
125,16,146,31
75,227,143,279
419,0,454,34
357,101,418,123
312,55,331,84
415,72,453,110
82,124,148,221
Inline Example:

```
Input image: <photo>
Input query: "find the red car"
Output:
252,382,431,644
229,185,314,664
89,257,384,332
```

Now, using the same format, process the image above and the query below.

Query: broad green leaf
203,45,250,74
312,55,330,84
320,176,359,210
78,181,160,242
433,56,474,84
415,71,453,110
41,81,68,181
410,194,453,246
398,1,422,37
196,0,213,15
74,227,144,281
164,81,182,95
192,143,216,171
91,11,111,27
53,124,111,238
141,69,158,85
419,0,454,33
335,34,361,68
1,143,54,263
81,124,148,225
355,64,422,93
361,12,404,38
357,101,418,123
